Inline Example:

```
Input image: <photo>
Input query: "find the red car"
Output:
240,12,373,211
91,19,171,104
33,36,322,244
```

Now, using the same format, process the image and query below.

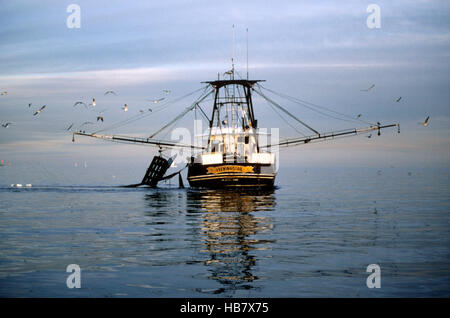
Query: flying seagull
1,122,12,128
361,84,375,92
73,101,87,109
153,98,165,104
28,103,32,108
104,90,117,95
33,105,46,116
163,89,171,94
223,70,233,75
139,110,145,114
122,104,128,112
396,97,402,102
89,98,96,107
148,108,152,112
96,116,104,122
367,133,372,138
422,116,430,127
356,114,362,118
1,91,7,96
66,123,74,131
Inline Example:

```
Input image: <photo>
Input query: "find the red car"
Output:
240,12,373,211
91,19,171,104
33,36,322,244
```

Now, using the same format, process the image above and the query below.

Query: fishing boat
186,77,277,188
73,68,399,189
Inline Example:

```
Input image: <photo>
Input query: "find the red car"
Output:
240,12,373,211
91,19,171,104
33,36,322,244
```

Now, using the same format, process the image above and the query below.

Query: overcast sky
0,0,449,184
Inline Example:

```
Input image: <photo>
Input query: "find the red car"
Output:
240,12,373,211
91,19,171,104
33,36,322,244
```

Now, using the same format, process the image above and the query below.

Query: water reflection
141,188,276,295
187,189,276,295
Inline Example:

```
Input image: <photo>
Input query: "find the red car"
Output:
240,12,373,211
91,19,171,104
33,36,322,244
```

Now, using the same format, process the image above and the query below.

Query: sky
0,0,449,185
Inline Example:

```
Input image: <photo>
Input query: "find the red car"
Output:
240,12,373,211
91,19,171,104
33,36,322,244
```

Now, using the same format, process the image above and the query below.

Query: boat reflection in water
187,189,276,294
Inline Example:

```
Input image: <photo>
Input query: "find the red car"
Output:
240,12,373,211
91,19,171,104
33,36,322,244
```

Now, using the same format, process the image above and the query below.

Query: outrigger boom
72,132,205,150
73,123,399,150
261,123,400,148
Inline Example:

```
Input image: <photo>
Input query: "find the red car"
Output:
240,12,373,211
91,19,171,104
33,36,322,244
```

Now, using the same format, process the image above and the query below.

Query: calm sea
0,166,449,297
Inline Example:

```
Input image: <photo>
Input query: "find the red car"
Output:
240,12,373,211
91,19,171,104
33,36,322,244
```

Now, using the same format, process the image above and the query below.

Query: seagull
96,116,104,122
361,84,375,92
28,103,32,108
89,98,96,107
104,90,117,95
122,104,128,112
73,101,87,109
1,122,12,128
396,97,402,102
356,114,362,118
33,105,46,116
1,91,7,96
223,70,233,75
153,98,165,104
163,89,171,94
139,110,145,114
148,108,152,112
66,123,74,131
422,116,430,127
366,133,372,138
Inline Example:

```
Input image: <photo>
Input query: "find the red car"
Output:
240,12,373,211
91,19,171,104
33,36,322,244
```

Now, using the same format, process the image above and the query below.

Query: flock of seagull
358,83,430,127
0,85,431,130
1,89,171,131
1,100,47,128
67,89,172,131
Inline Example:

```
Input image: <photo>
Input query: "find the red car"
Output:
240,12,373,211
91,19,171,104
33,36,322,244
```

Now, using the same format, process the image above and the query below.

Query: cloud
1,0,449,173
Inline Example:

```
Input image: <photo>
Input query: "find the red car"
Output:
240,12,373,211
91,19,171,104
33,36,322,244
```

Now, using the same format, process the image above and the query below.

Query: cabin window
211,141,220,153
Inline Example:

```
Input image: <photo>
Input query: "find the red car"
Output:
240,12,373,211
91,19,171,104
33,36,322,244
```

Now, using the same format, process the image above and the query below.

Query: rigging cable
92,85,210,134
258,84,375,126
232,70,310,138
262,97,308,137
252,86,320,135
148,88,215,139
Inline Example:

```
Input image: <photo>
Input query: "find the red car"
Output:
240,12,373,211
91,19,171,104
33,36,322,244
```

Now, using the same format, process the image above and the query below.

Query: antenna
246,28,249,80
232,24,235,79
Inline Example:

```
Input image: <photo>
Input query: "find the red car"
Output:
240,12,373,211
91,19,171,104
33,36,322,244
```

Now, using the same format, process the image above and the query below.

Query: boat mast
246,28,249,80
231,24,235,130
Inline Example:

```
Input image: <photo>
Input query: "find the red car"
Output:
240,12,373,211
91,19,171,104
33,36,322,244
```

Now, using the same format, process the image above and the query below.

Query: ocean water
0,166,449,297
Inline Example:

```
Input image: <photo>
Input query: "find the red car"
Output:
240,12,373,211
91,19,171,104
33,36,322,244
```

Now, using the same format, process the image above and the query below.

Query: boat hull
187,163,276,189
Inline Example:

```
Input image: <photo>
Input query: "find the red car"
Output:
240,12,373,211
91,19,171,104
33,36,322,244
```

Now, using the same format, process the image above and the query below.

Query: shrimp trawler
186,77,276,188
72,69,399,189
